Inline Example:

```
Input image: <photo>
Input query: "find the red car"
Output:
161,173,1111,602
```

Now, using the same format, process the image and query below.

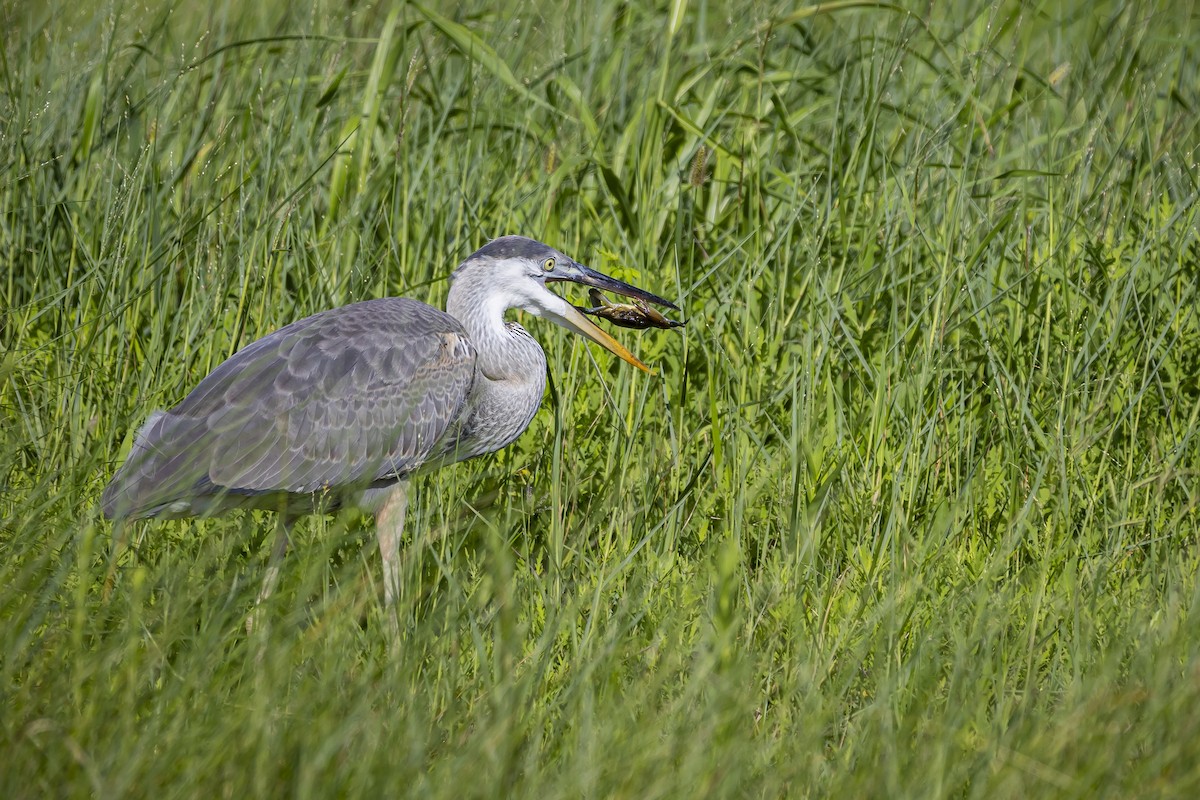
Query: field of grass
4,0,1200,795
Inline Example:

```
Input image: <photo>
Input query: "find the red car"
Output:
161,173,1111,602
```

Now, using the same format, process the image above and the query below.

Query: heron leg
375,481,409,610
246,515,293,633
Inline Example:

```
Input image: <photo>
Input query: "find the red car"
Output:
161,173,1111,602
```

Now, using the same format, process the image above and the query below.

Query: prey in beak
542,261,680,373
577,288,686,330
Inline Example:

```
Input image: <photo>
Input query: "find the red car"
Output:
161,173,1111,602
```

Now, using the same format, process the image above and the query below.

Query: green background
3,0,1199,796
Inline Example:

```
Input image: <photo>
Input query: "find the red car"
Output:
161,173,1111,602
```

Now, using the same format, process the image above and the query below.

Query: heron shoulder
167,298,471,415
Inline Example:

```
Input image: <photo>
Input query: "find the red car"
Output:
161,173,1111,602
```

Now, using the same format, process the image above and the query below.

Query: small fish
578,289,685,330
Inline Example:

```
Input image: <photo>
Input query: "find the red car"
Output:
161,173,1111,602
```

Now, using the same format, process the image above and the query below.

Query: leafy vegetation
3,0,1199,796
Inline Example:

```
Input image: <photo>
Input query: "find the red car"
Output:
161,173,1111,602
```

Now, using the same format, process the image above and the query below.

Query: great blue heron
101,236,677,615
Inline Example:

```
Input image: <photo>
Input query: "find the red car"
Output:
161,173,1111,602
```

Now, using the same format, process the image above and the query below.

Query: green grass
4,0,1200,795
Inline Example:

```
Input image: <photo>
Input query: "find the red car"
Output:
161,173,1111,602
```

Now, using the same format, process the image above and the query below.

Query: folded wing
101,298,476,520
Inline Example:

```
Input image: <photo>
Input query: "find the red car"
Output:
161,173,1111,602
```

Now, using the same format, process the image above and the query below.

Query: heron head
452,236,677,373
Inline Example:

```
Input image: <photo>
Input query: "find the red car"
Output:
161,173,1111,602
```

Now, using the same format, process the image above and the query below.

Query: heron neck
446,280,539,379
447,278,505,341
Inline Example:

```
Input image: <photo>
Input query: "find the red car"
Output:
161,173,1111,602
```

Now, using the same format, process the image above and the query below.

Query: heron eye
542,257,556,272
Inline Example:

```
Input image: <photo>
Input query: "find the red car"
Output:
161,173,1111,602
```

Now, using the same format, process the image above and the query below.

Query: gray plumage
101,298,482,519
100,235,677,612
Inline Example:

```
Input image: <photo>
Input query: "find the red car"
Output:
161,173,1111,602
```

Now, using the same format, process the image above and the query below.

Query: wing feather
102,298,476,519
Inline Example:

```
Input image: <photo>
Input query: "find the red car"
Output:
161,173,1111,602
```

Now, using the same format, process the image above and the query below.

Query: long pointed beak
543,261,676,374
546,264,679,310
547,303,653,374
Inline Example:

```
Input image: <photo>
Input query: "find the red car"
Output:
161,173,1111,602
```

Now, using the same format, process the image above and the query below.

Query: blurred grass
3,0,1200,796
